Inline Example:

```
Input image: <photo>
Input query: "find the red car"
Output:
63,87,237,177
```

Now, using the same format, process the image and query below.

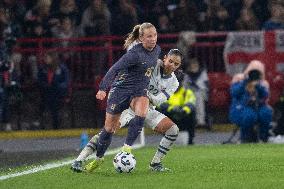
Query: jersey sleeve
99,50,138,91
149,75,179,107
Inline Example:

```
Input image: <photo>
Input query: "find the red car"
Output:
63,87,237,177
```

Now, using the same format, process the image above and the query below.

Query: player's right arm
98,50,138,93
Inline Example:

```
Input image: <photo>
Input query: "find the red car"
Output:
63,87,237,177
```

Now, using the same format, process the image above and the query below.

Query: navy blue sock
96,128,113,158
125,115,145,146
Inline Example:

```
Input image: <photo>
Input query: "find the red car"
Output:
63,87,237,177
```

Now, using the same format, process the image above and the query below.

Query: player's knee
165,124,179,136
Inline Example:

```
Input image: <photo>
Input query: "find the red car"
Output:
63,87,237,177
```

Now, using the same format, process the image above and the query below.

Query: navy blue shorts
106,87,148,114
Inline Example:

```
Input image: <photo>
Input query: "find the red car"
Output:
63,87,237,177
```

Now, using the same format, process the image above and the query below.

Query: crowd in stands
1,0,284,41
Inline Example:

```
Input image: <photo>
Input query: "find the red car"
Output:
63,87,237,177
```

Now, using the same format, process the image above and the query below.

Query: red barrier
13,32,283,109
15,32,227,82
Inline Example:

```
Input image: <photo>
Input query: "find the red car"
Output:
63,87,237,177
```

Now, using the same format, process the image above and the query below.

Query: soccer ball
113,152,136,173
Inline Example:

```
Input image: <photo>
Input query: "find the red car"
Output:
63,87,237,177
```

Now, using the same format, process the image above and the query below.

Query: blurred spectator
194,0,208,32
24,21,52,53
235,8,260,30
158,82,196,144
0,0,26,37
0,27,21,131
110,0,138,35
171,0,199,32
176,31,196,64
50,0,80,26
221,0,242,25
0,9,10,43
240,0,269,27
20,20,45,91
262,1,284,30
79,0,110,78
26,22,49,39
0,8,22,39
53,0,81,25
146,0,169,27
51,16,78,62
183,58,209,128
202,0,234,31
0,31,10,131
52,16,78,47
5,51,23,131
229,60,272,143
0,0,26,20
157,14,174,34
24,0,53,37
80,0,111,37
210,5,232,31
37,51,69,129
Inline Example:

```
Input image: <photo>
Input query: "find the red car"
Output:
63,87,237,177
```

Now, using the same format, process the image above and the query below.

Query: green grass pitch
1,144,284,189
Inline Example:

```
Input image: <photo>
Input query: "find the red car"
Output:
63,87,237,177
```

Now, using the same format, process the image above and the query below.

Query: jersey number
149,85,159,95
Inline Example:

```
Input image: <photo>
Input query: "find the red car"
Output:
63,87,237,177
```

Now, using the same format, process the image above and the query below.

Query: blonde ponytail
124,25,140,50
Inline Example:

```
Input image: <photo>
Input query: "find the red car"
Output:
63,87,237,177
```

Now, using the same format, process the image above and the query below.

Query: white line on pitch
0,144,143,181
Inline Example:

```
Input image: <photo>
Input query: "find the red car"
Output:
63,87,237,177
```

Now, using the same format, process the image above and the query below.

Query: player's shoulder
153,59,163,75
127,41,141,51
171,73,179,86
155,44,161,51
125,44,142,60
128,43,143,52
156,59,163,67
154,45,161,55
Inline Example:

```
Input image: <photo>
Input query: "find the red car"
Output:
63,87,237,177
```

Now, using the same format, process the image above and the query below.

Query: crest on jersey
111,104,116,110
145,67,154,77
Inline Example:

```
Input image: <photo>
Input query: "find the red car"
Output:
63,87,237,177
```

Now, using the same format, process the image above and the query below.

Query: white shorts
119,107,167,130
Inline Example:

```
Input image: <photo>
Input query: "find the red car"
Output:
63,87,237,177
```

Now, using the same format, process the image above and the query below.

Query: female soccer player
71,23,160,172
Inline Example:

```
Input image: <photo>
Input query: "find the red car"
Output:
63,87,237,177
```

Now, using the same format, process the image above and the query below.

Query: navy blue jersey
99,43,161,93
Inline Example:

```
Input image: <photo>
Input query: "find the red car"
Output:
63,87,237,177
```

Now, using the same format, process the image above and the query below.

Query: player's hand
96,90,106,100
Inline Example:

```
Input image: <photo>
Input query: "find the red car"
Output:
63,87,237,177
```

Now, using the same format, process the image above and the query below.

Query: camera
248,69,261,81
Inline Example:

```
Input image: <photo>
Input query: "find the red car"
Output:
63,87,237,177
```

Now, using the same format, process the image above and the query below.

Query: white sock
151,125,179,164
76,146,94,162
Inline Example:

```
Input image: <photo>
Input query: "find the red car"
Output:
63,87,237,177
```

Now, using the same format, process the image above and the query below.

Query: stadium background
0,0,284,184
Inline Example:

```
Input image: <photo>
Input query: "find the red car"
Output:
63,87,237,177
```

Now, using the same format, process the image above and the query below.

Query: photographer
229,60,272,143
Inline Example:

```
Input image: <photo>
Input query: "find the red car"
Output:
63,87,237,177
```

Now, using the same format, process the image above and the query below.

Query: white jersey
120,59,179,129
147,59,179,107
